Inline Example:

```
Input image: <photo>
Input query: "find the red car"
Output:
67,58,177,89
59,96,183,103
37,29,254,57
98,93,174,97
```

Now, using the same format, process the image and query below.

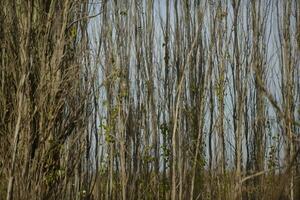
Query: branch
241,166,283,183
67,11,103,30
254,67,300,142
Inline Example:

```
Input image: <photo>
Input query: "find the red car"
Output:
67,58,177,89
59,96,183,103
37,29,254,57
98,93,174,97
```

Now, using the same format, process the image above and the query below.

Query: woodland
0,0,300,200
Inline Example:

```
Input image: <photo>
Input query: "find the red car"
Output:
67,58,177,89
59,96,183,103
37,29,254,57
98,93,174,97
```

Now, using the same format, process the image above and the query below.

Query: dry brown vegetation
1,0,300,200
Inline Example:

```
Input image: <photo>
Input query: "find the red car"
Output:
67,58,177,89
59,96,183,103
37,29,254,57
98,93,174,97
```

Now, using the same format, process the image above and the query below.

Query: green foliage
44,167,65,186
142,145,155,163
159,123,169,137
100,122,115,143
159,123,171,165
120,10,127,16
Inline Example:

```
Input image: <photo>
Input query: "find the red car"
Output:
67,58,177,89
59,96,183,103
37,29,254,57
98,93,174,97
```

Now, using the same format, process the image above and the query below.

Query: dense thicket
1,0,300,200
0,1,97,199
